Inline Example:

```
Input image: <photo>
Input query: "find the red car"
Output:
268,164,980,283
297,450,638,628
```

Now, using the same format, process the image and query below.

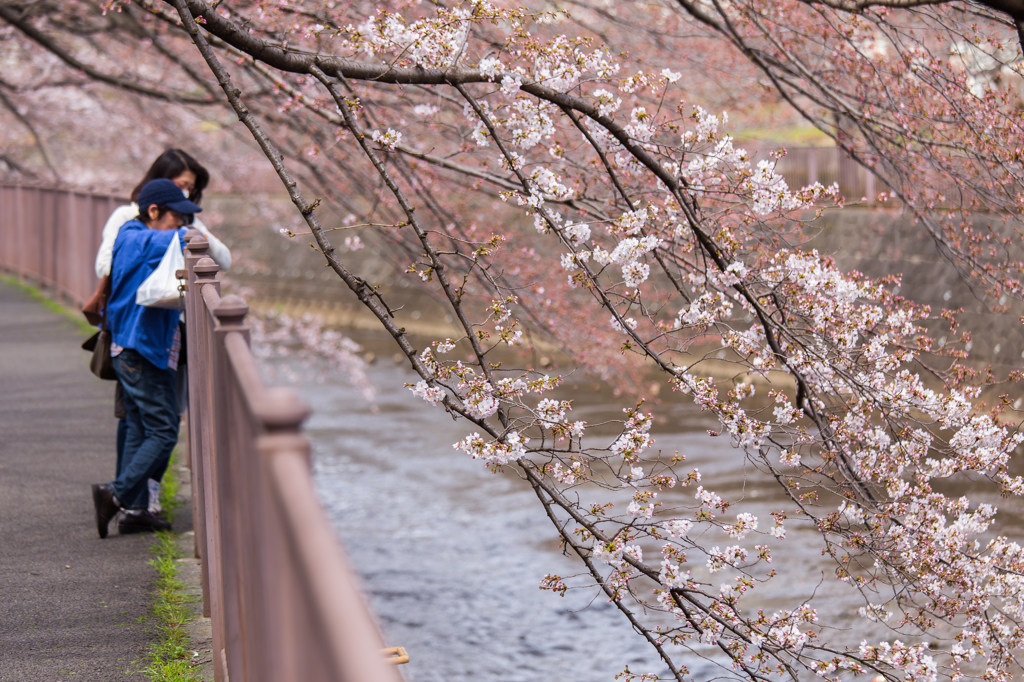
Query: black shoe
92,483,120,539
118,509,172,534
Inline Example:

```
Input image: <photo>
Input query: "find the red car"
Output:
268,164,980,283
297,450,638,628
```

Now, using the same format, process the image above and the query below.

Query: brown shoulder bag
81,276,116,381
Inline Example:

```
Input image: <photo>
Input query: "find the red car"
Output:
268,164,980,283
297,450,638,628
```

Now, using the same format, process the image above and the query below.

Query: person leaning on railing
93,149,231,518
91,179,203,538
94,149,231,278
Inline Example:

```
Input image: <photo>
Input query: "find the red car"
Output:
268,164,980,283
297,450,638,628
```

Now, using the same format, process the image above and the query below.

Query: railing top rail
195,271,313,433
200,278,222,313
223,332,311,431
266,447,404,682
0,182,128,204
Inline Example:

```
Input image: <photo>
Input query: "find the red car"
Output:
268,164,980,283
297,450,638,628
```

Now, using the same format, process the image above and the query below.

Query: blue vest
108,221,186,370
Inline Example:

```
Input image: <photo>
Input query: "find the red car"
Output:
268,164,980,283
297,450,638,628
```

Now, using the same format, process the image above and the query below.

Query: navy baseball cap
137,178,203,215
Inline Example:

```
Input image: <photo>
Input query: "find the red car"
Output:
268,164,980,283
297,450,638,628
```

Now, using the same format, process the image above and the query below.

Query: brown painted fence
0,184,404,682
0,184,120,305
771,146,877,203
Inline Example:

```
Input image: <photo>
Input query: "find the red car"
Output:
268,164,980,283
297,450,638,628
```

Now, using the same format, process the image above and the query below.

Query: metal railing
0,184,403,682
182,234,403,682
772,146,877,203
0,184,120,304
736,145,880,204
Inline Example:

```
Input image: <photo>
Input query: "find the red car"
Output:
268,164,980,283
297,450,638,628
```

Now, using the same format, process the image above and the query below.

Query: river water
302,361,682,681
287,356,1023,681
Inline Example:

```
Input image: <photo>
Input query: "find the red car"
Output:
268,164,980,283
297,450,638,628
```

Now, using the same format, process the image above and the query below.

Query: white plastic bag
136,233,185,309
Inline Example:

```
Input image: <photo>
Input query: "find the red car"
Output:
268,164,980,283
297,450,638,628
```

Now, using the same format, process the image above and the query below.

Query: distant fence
0,184,120,304
0,184,404,682
771,146,877,203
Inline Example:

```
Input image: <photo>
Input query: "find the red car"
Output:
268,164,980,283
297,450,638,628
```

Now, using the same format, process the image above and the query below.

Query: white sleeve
95,204,138,278
191,215,232,272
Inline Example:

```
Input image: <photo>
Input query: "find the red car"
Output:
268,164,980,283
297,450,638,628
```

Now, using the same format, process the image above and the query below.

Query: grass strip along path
145,448,208,682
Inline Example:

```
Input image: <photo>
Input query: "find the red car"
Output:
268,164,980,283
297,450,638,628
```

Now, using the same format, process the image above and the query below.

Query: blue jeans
116,417,169,483
111,349,178,510
116,417,127,477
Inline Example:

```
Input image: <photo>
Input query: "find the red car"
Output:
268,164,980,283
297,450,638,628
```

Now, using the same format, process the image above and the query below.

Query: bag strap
101,275,112,332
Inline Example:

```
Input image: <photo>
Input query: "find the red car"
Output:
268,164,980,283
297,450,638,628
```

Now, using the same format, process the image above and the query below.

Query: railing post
14,184,24,282
0,185,11,275
62,189,73,304
188,251,227,682
183,231,207,561
210,295,251,682
185,236,214,586
256,391,312,681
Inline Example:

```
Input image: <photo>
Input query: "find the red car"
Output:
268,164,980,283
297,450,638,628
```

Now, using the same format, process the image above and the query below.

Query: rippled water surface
302,362,677,681
292,359,1024,681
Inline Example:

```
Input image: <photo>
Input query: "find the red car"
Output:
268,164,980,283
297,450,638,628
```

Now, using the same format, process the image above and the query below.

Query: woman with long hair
95,148,230,277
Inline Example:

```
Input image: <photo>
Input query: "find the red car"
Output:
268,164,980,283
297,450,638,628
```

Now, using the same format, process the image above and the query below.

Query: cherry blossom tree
4,0,1024,679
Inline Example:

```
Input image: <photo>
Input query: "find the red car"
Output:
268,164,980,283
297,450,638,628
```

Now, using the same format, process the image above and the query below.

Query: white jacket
94,203,232,278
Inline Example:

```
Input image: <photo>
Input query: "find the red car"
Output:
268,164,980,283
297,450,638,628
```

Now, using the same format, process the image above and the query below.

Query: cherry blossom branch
0,87,61,183
307,68,506,418
167,0,494,432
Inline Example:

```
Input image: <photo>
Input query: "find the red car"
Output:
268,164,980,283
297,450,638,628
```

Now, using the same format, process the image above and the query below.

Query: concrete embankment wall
805,208,1024,374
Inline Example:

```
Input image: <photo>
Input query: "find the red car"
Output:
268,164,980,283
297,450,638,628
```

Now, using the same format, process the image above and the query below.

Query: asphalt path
0,280,157,681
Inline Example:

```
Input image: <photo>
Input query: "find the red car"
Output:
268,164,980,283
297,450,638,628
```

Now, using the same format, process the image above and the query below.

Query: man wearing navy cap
91,178,202,537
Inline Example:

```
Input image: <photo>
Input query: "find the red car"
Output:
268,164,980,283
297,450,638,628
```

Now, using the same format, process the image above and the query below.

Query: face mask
181,188,190,198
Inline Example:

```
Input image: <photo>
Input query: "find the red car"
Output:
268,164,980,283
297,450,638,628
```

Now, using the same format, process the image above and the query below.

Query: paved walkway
0,280,157,681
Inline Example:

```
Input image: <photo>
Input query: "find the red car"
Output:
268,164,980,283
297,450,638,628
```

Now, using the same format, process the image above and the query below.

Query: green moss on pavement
145,448,202,682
